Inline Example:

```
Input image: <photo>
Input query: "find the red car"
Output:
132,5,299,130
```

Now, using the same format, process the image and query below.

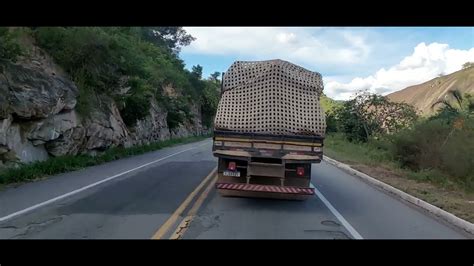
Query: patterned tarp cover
214,59,326,137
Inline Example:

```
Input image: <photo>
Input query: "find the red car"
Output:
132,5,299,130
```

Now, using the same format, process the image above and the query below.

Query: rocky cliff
0,43,207,167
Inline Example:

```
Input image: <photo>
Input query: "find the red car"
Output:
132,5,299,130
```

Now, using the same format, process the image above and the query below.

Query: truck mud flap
215,182,314,195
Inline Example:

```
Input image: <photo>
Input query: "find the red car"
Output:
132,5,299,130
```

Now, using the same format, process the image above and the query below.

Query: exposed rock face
45,126,85,157
27,110,79,145
0,115,14,164
0,115,12,147
0,41,80,165
0,44,207,167
0,51,79,165
129,98,170,146
0,60,78,120
2,122,49,164
83,97,129,152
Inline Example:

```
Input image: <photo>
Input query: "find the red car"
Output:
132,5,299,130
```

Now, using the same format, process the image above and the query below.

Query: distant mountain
387,67,474,116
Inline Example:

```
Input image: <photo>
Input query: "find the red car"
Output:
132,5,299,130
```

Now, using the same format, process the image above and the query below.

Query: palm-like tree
431,89,473,146
431,89,474,114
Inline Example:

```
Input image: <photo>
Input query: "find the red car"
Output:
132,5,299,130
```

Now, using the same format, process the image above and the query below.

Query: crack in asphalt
5,215,66,239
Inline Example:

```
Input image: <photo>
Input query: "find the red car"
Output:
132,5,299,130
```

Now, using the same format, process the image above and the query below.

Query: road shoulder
323,155,474,237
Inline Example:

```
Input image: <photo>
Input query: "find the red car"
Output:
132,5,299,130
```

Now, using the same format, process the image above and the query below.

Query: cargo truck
212,60,326,200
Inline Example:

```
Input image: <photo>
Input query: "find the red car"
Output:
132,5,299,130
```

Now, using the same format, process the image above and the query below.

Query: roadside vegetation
0,27,23,61
324,88,474,222
2,27,220,129
0,135,210,187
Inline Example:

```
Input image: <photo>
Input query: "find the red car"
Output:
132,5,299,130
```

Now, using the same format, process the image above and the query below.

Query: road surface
0,139,470,239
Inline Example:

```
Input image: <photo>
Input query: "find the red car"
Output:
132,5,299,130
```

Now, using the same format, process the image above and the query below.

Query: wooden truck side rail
212,130,324,163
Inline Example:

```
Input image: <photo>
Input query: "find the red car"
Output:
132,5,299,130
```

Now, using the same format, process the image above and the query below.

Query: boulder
45,126,85,156
2,123,48,163
27,110,79,145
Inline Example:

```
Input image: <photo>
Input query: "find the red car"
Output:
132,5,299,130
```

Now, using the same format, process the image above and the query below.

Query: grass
323,133,474,223
324,133,469,190
324,133,395,167
0,135,210,186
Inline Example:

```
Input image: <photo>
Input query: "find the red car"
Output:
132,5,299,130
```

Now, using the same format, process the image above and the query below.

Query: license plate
223,171,240,177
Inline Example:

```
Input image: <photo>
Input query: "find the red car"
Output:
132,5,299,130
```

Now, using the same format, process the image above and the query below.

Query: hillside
320,94,343,114
387,67,474,116
0,27,220,167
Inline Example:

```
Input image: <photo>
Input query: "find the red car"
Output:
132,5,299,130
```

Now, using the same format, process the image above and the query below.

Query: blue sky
180,27,474,100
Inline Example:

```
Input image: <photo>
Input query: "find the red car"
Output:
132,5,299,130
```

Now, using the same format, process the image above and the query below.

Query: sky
180,27,474,100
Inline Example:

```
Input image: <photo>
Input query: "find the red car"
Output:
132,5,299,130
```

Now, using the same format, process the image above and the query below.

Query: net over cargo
214,59,326,137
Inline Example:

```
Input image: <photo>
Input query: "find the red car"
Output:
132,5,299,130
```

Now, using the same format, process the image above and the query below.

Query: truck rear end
212,59,326,200
213,131,323,200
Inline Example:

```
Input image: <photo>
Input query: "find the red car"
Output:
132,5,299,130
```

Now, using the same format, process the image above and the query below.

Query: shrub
439,117,474,186
0,27,23,61
391,119,449,170
120,94,151,127
390,116,474,190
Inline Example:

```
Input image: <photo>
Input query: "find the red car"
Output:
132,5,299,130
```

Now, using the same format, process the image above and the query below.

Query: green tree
201,80,220,127
334,90,418,142
191,65,203,79
462,62,474,69
431,90,474,146
210,71,221,83
139,27,195,54
334,99,369,142
320,94,343,134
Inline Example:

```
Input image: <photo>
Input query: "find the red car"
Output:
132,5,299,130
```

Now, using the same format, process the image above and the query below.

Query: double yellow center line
151,167,218,239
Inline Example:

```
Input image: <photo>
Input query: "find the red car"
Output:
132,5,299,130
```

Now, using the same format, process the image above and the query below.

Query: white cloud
182,27,372,66
182,28,473,101
276,32,297,44
325,42,474,100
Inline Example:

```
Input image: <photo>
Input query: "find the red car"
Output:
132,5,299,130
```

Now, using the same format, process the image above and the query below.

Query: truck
212,59,326,200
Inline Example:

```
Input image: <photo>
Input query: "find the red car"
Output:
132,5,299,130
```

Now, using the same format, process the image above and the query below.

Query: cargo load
214,59,326,137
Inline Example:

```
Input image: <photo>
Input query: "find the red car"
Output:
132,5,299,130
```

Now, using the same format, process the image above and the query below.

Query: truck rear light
228,161,236,171
297,167,305,176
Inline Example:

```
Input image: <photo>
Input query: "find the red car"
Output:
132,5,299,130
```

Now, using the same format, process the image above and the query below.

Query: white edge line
322,156,474,236
0,141,211,223
310,183,364,239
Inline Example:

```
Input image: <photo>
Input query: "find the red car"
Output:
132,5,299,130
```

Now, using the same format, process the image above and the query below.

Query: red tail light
228,161,236,171
297,167,305,176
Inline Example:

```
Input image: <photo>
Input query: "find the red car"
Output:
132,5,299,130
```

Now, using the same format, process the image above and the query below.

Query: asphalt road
0,139,470,239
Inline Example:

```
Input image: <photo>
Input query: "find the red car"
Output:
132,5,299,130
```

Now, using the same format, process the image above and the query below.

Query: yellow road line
151,167,217,239
169,173,218,239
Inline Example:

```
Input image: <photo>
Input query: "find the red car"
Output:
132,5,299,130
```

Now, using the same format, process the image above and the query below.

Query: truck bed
212,130,324,163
